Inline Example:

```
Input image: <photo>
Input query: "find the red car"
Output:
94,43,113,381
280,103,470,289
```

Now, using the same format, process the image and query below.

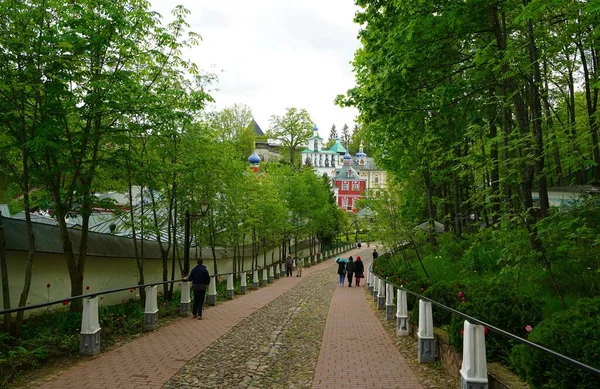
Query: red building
334,151,367,212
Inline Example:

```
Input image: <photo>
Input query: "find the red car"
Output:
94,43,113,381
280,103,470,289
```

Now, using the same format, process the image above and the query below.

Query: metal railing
368,260,600,379
0,246,350,317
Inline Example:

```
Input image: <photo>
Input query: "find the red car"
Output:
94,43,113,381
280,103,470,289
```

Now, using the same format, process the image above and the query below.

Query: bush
410,281,465,326
510,297,600,389
448,282,544,363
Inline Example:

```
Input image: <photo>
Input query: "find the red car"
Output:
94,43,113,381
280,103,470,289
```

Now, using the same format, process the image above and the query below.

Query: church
301,125,387,212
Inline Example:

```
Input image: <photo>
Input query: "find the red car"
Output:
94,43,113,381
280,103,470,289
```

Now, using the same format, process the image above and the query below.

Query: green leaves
267,108,314,167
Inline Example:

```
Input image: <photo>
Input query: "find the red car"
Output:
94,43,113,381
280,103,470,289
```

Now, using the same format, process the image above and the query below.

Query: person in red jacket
354,256,365,286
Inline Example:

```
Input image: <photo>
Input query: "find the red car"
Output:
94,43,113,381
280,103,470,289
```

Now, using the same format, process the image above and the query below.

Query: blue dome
355,151,366,158
248,151,261,164
343,150,351,160
313,124,319,131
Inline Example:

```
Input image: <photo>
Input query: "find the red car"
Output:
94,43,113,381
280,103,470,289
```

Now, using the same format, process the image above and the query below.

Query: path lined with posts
32,246,427,389
312,258,424,389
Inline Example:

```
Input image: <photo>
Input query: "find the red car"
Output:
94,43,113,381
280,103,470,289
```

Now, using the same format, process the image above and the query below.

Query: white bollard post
226,274,234,300
386,283,395,320
180,281,191,316
80,296,101,355
253,270,259,289
313,254,318,265
144,286,158,331
274,264,280,279
417,299,435,363
372,276,379,301
268,266,274,283
280,262,286,275
377,279,386,309
262,268,268,286
396,289,409,336
240,272,247,294
208,276,217,305
461,321,488,389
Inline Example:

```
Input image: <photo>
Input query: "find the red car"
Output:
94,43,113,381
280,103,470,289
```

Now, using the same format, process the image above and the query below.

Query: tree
206,104,255,161
0,0,212,310
327,124,338,148
268,108,314,167
341,123,351,147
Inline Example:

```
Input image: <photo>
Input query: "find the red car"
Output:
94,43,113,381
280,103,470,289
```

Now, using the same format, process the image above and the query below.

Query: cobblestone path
164,269,337,388
33,259,333,389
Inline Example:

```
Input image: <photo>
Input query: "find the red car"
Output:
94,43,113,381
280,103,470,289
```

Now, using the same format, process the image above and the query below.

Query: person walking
295,257,304,277
336,257,347,286
373,248,379,260
354,256,364,286
187,259,210,319
285,255,294,277
346,256,355,287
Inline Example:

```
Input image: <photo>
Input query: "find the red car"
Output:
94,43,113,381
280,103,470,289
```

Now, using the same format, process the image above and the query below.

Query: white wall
3,244,315,314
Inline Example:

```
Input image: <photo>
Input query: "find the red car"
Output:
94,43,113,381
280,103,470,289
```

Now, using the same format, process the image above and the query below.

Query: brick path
35,247,424,389
312,253,424,389
36,258,332,389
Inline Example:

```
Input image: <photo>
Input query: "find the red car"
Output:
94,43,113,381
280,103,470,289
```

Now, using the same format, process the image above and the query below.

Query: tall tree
341,123,351,146
268,108,314,167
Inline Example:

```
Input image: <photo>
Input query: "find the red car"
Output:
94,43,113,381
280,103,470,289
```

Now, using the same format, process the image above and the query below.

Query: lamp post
184,201,210,276
350,218,359,243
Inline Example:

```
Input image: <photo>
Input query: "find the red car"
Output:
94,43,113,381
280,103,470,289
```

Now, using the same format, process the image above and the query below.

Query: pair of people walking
336,256,365,287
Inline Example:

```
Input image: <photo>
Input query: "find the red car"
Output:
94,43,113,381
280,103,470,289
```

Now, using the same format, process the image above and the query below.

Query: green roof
327,142,347,153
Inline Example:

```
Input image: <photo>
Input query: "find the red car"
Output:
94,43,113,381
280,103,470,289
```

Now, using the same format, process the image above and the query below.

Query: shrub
410,281,465,326
510,297,600,389
448,282,544,363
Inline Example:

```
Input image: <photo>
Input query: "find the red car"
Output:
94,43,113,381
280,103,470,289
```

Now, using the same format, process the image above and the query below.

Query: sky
149,0,361,138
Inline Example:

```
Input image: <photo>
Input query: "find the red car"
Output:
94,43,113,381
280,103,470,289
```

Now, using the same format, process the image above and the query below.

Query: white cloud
150,0,360,139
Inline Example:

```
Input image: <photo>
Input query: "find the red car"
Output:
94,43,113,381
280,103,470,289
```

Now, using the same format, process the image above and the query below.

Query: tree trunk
542,59,563,187
263,236,267,268
566,54,584,184
577,40,600,182
423,167,437,245
150,190,172,297
452,170,462,237
0,211,11,332
525,14,549,217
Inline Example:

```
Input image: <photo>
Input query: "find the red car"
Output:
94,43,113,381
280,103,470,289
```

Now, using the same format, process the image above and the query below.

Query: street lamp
350,218,359,243
184,201,210,276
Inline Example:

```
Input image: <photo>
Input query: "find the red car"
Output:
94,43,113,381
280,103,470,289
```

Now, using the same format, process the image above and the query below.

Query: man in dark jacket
187,259,210,319
346,256,355,287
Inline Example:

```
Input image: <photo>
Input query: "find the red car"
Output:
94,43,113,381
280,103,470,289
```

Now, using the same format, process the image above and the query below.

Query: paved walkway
312,257,423,389
34,247,424,389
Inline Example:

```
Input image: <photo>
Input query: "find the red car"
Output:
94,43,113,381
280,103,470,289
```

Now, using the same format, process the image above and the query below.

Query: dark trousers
286,267,293,277
347,273,354,286
193,289,207,316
